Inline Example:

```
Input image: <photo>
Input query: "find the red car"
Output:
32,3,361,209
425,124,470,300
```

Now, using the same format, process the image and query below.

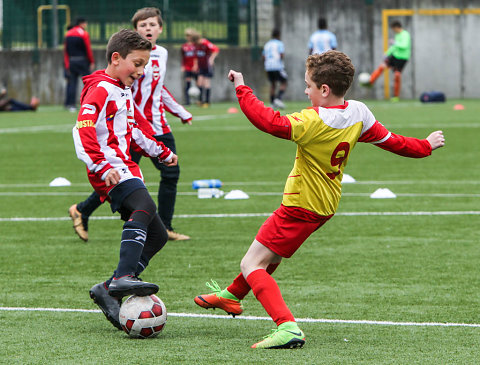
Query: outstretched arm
228,70,291,140
359,121,445,157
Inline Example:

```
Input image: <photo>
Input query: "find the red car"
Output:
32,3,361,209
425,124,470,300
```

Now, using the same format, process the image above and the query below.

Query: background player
69,7,192,242
192,32,219,107
368,20,411,102
262,28,287,109
194,51,445,349
63,17,95,112
308,17,337,55
181,28,199,105
73,29,177,330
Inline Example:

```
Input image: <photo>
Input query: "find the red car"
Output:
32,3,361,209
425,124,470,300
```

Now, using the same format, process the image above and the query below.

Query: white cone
342,174,356,183
224,190,249,200
370,188,396,199
49,177,71,187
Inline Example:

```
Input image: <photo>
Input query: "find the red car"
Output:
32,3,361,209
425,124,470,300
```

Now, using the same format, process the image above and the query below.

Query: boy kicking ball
194,50,445,349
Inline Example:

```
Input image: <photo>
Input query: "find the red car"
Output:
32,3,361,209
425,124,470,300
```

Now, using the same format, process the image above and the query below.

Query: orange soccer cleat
194,280,243,317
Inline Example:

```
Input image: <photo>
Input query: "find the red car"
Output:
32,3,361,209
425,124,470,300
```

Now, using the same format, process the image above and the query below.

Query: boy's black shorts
198,66,214,78
385,55,408,72
267,70,288,83
108,178,147,215
184,70,197,79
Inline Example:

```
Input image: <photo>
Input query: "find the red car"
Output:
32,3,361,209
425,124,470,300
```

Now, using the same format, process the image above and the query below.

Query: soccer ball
358,72,371,86
119,294,167,338
187,85,201,98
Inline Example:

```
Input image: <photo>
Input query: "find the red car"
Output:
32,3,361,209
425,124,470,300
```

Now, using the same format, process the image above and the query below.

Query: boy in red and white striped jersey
69,8,192,242
131,7,192,241
194,51,445,349
73,29,177,330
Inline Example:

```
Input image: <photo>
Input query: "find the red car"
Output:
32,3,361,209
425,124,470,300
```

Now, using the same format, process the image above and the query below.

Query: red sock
227,263,279,300
370,65,385,84
394,71,401,97
246,268,295,326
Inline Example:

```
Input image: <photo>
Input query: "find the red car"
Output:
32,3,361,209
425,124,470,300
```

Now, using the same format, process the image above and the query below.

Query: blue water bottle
192,179,223,189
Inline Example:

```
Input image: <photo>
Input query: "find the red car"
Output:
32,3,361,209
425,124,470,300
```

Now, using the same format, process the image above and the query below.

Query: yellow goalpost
381,8,480,99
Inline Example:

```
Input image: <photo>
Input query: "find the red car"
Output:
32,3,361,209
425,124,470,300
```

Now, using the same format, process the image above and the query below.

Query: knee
161,167,180,183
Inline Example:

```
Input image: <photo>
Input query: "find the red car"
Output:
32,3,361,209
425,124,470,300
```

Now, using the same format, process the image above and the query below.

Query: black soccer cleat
89,282,122,330
107,275,159,298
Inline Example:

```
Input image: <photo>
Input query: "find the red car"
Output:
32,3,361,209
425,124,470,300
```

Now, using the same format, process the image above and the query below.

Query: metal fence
2,0,257,49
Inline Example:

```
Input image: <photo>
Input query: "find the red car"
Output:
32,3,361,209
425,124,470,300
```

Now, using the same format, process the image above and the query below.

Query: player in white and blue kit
308,18,337,55
262,29,287,109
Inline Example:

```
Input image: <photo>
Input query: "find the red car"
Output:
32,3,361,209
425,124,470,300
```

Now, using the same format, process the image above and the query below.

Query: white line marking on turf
1,191,479,198
1,180,480,188
0,307,479,328
1,211,480,222
0,115,239,135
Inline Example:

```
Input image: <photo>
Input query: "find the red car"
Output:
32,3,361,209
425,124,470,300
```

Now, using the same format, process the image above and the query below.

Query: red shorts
255,204,333,258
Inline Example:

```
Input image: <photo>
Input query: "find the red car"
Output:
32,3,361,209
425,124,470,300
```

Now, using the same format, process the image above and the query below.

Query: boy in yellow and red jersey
194,51,445,349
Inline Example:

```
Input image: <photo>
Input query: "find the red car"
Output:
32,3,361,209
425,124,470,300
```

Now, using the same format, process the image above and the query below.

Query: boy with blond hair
194,51,445,349
73,29,178,330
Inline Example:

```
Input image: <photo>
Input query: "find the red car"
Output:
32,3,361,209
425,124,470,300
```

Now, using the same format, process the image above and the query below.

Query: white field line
0,191,479,198
0,115,238,134
1,211,480,222
0,306,479,328
1,180,480,189
1,121,479,134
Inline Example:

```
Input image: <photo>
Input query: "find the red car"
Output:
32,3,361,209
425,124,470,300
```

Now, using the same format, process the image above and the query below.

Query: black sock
77,191,102,217
185,81,191,104
277,90,284,100
205,89,211,104
198,87,204,103
115,221,147,277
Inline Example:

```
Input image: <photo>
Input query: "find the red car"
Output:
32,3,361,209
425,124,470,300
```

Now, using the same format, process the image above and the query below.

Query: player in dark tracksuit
63,18,95,111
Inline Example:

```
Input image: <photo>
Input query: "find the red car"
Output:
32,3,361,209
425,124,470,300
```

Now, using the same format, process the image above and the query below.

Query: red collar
325,101,348,109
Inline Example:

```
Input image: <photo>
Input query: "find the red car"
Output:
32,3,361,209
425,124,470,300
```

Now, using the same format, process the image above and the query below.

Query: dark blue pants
65,60,90,107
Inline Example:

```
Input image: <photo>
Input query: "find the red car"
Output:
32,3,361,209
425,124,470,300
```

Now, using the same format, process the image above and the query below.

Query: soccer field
0,99,479,364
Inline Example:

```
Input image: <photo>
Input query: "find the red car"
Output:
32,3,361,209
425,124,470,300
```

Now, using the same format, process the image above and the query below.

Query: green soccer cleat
251,322,305,349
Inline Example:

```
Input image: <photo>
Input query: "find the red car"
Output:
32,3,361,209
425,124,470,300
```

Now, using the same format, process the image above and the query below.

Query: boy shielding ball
73,29,178,330
194,51,444,349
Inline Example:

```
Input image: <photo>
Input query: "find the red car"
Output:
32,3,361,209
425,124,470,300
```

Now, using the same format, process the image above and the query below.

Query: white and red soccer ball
119,294,167,338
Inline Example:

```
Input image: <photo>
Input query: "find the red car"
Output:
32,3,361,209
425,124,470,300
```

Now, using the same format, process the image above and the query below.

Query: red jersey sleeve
235,85,291,139
207,39,219,54
63,40,69,70
162,86,192,123
82,31,95,64
359,120,432,158
73,86,113,177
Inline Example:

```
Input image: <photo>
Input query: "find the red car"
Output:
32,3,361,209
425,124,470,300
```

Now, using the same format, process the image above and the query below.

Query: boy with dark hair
262,28,287,109
308,17,337,55
69,7,192,242
367,20,411,101
73,28,178,330
194,50,445,349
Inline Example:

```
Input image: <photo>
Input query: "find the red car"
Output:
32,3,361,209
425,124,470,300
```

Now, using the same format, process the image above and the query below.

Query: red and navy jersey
72,70,172,200
195,38,219,70
63,25,94,70
132,45,192,136
181,42,197,72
